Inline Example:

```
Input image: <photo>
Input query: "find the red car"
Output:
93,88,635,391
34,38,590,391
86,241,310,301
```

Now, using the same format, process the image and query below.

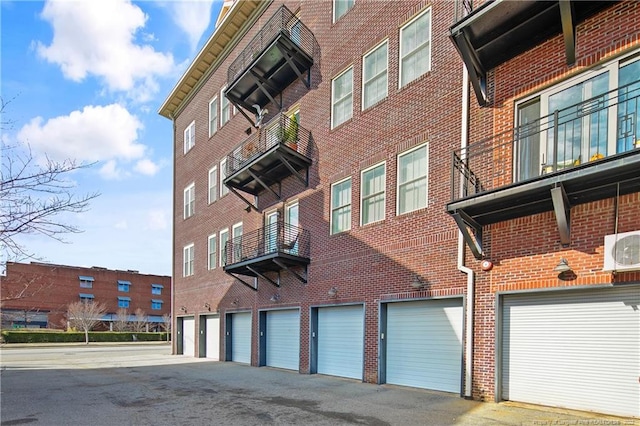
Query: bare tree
113,308,129,332
1,96,100,260
0,272,54,303
67,300,107,344
161,313,171,341
131,308,148,333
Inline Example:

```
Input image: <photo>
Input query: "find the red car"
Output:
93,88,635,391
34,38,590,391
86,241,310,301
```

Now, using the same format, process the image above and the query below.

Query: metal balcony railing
224,221,310,267
451,79,640,202
227,5,315,86
225,113,312,177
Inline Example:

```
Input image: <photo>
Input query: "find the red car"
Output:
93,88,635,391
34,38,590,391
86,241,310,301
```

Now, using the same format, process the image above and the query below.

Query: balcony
223,113,312,210
225,5,315,113
223,221,310,289
448,79,640,258
449,0,613,105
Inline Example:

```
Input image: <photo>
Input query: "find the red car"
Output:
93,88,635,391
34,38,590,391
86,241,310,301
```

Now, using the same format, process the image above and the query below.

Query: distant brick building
0,262,171,330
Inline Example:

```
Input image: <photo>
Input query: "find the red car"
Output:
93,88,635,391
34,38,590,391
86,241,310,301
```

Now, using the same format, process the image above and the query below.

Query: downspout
171,115,177,355
458,65,475,399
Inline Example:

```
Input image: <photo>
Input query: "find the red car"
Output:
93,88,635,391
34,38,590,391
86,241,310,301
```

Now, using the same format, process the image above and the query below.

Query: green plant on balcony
280,115,299,151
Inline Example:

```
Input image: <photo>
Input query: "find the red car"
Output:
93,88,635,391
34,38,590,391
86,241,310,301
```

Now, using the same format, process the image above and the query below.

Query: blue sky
1,0,224,276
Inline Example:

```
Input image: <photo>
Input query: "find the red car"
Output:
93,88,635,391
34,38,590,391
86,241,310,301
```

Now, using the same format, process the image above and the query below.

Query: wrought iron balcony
225,5,315,112
223,113,312,209
450,0,613,105
448,79,640,258
223,221,310,288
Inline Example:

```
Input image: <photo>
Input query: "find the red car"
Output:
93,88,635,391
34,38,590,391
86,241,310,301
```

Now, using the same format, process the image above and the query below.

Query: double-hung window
331,177,352,234
183,244,194,277
118,280,131,292
363,40,388,110
151,284,163,295
231,222,243,264
79,275,94,289
219,228,229,267
208,166,218,204
151,299,163,310
208,234,217,270
209,97,218,137
220,159,228,197
397,144,428,215
331,67,353,129
333,0,354,22
118,296,131,308
399,8,431,88
184,183,195,218
79,293,94,302
361,162,385,225
184,121,195,153
220,87,231,126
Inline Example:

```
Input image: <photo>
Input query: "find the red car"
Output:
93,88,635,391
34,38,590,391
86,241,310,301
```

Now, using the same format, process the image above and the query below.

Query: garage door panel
386,299,463,393
502,286,639,418
231,312,251,364
182,317,195,357
266,310,300,370
317,305,363,380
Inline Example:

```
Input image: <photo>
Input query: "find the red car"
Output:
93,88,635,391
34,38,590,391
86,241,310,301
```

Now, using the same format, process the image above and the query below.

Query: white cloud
165,0,216,51
134,158,160,176
35,0,176,101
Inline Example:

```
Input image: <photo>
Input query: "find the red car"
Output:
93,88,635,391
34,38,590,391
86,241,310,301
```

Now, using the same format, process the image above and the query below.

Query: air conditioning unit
603,230,640,272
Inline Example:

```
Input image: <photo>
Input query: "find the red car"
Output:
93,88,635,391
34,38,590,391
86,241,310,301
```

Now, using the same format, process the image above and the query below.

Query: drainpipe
458,65,475,399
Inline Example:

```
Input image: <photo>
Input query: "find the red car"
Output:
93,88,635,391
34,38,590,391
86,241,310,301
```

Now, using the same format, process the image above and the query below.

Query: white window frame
220,158,228,197
183,244,194,277
208,166,218,204
396,143,429,215
231,222,243,264
209,97,218,137
183,120,195,154
333,0,354,23
399,8,431,89
208,233,217,270
362,40,388,110
220,86,231,127
330,177,352,234
360,161,386,225
183,183,195,219
331,66,353,129
219,228,229,267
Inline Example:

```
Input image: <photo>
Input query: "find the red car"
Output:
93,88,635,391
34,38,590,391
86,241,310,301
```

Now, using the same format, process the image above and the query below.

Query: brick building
0,262,171,330
160,0,639,418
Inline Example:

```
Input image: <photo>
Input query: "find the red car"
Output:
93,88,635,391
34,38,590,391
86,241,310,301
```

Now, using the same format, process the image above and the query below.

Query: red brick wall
0,262,171,329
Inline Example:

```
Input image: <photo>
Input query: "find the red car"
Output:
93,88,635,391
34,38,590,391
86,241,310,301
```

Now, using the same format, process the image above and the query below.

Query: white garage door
231,312,252,364
317,305,363,379
502,286,640,418
182,317,195,357
266,309,300,370
386,298,463,393
205,316,220,360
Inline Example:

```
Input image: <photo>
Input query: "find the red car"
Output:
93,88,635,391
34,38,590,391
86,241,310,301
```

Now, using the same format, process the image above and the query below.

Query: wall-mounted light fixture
270,293,280,302
204,303,211,311
411,275,425,289
180,306,187,313
231,298,239,306
327,287,338,297
554,258,572,273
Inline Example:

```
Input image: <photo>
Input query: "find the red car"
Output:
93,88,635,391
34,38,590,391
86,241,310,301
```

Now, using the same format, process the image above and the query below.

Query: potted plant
282,115,299,151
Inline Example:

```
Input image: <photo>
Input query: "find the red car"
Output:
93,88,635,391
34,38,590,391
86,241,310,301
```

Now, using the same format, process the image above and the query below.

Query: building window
151,284,163,295
331,177,352,234
183,244,194,277
333,0,354,22
220,158,228,197
184,183,195,219
209,97,218,137
151,299,163,310
361,162,386,225
184,120,195,154
231,222,243,264
221,86,231,126
399,8,431,88
79,293,94,302
331,67,353,129
79,275,94,289
208,166,218,204
219,228,229,267
118,280,131,292
363,40,388,110
118,296,131,308
397,144,428,215
208,234,217,270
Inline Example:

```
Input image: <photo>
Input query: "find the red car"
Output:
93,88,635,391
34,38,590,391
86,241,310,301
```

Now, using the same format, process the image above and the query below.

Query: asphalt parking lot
1,343,637,426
